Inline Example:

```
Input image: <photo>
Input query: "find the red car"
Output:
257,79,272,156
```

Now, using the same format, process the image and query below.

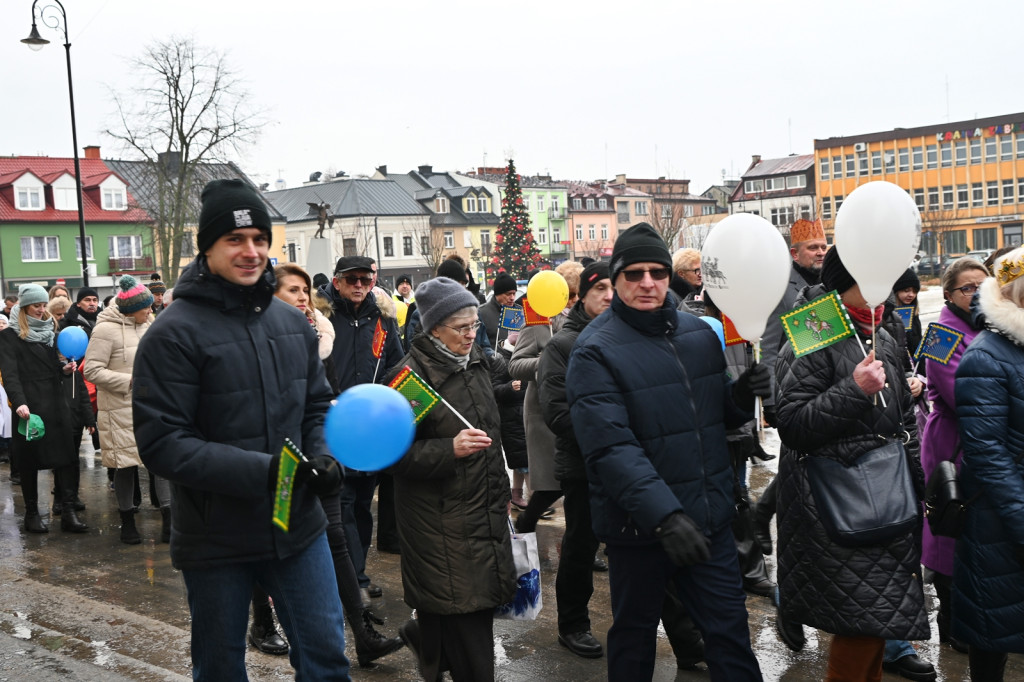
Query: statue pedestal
305,238,334,280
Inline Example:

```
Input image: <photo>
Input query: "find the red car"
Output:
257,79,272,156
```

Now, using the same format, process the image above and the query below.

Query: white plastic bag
494,518,542,620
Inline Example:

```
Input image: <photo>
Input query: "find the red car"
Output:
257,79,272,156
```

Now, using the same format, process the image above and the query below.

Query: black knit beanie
76,286,98,302
610,222,671,282
492,273,517,296
893,268,920,293
436,259,468,283
821,246,856,295
579,261,610,299
197,179,272,254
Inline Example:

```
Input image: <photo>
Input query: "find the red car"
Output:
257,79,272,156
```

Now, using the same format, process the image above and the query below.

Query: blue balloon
325,384,416,471
699,316,726,351
57,326,89,360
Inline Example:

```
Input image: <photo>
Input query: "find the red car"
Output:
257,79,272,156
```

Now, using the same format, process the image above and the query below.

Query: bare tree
419,227,447,273
105,37,264,283
648,202,688,249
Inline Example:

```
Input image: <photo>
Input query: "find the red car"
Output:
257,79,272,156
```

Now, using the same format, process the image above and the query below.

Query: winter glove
732,362,771,410
762,404,778,429
297,456,343,497
654,512,711,567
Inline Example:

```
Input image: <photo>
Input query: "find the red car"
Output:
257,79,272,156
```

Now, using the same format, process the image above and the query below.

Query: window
102,188,126,210
75,235,94,260
835,195,844,212
928,187,939,209
986,137,998,160
536,195,545,212
617,201,630,223
420,235,430,255
575,225,583,240
180,232,195,258
972,183,984,208
957,184,969,209
635,201,648,215
601,224,608,239
744,179,764,193
800,205,812,220
913,188,925,210
845,155,856,176
402,236,413,256
832,157,843,178
1001,136,1013,160
598,198,607,210
465,197,477,212
480,230,491,255
1017,135,1024,157
343,238,357,256
552,227,560,243
684,205,694,218
53,186,78,211
21,236,59,261
942,186,954,209
941,142,953,167
988,181,1000,206
586,198,595,210
770,206,795,226
537,229,547,245
973,228,998,251
912,147,923,170
383,237,394,257
970,138,982,163
702,205,715,216
588,225,596,239
463,231,473,248
822,197,832,220
109,234,142,259
1019,179,1024,203
858,153,869,176
766,177,786,191
1004,180,1015,204
871,151,882,174
550,196,559,211
479,197,489,213
434,197,449,213
443,231,454,248
955,140,967,166
819,158,830,181
523,195,531,211
786,175,807,189
898,148,909,172
16,186,42,210
926,145,938,169
572,198,582,210
661,204,673,218
943,230,967,254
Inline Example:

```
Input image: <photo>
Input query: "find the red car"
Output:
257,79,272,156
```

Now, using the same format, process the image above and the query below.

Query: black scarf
793,262,821,286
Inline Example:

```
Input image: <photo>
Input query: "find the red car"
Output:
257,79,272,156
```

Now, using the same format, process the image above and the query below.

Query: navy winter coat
952,277,1024,653
133,259,334,570
324,285,404,394
566,295,750,545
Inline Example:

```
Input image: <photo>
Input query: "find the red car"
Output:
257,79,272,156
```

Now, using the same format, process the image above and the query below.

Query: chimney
83,145,100,160
418,165,433,176
614,173,627,185
376,165,387,176
750,154,762,168
158,150,181,175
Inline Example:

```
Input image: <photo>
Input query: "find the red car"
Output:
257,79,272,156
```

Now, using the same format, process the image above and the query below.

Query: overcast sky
3,0,1020,194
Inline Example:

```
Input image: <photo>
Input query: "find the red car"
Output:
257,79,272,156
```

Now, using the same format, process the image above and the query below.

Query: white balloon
834,181,922,308
701,213,792,343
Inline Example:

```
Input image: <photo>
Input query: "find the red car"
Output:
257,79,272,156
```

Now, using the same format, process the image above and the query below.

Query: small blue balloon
57,326,89,360
325,384,416,471
699,316,726,351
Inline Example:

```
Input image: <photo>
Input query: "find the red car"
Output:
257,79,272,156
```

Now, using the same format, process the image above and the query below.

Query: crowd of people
1,177,1023,682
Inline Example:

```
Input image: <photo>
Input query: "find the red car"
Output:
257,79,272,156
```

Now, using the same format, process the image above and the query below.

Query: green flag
272,439,302,532
780,290,855,358
388,365,441,424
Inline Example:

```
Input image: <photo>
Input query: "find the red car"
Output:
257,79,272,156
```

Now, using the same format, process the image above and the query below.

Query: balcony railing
549,242,568,254
548,207,568,220
108,256,154,272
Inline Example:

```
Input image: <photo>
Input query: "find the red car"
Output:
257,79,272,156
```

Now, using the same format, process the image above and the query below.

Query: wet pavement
0,286,1021,681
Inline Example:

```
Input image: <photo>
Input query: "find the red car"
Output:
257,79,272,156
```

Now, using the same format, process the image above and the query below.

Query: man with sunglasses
325,256,404,602
566,222,768,680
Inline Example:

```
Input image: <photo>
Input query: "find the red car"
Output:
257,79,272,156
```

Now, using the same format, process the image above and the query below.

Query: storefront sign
936,123,1024,142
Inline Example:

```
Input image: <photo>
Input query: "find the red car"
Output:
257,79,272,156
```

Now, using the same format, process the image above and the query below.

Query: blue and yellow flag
915,323,963,365
499,305,526,331
780,291,855,358
893,306,915,330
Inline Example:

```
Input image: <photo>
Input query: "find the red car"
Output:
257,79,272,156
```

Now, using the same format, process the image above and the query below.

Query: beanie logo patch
233,209,253,227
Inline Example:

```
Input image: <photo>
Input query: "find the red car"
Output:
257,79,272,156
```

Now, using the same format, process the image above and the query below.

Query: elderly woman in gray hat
385,276,516,682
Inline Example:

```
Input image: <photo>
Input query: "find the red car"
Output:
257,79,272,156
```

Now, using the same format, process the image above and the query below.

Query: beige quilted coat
83,305,151,469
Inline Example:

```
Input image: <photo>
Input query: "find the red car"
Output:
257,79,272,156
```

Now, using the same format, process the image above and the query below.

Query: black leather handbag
805,439,919,547
925,450,1024,538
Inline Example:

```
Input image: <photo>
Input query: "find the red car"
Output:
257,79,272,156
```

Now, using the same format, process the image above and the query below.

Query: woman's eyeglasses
621,267,671,283
441,320,482,336
341,275,374,286
953,283,980,296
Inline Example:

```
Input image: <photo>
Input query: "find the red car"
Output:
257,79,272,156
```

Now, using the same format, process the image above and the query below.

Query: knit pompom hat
116,275,155,314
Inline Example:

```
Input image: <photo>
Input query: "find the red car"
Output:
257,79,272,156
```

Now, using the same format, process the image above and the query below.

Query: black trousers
416,609,494,682
339,474,377,587
555,477,599,634
375,473,400,552
606,527,761,681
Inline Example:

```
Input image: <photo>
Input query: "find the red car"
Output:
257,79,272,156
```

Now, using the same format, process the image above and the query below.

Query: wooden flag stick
371,330,387,384
855,333,887,408
753,340,763,435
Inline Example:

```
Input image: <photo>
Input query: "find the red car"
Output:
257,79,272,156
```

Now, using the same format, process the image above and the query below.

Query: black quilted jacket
775,288,929,640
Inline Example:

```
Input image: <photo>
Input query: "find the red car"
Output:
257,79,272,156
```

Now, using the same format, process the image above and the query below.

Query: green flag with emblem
780,290,855,358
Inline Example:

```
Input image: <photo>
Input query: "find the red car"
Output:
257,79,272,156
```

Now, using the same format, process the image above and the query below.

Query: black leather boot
119,510,141,544
248,597,288,655
160,507,171,544
21,469,48,533
352,608,404,667
59,466,88,533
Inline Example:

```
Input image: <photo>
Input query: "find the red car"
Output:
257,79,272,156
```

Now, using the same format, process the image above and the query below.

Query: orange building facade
814,113,1024,257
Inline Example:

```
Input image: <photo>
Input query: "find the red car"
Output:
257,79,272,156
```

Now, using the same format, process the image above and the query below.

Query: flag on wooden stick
780,291,855,358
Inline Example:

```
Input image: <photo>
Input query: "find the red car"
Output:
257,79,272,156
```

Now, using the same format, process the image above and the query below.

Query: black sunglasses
621,267,671,283
340,274,373,286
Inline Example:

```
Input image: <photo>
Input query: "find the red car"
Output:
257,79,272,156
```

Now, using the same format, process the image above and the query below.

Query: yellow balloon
526,270,569,317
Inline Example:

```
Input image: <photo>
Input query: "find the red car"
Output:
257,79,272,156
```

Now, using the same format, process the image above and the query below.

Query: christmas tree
487,159,542,282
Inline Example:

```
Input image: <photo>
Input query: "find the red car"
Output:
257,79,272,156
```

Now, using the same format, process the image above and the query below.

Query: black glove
654,512,711,567
297,455,343,497
732,362,771,410
762,404,778,429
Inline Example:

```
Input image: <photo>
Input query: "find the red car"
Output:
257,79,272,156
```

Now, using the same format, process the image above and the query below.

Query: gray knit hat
415,277,479,333
17,283,48,307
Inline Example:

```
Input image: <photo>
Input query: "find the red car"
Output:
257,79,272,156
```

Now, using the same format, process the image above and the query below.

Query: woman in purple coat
920,256,988,651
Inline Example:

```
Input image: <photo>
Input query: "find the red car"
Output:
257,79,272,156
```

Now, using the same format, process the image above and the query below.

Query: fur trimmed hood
978,276,1024,346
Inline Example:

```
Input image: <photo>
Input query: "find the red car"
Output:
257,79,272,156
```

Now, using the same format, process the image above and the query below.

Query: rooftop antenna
788,118,793,154
945,75,951,122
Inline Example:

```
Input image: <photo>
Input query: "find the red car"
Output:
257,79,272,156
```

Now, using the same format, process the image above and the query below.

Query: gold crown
996,253,1024,287
790,218,825,245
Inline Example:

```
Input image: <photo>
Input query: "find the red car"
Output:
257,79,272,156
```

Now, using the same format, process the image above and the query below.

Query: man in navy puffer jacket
566,222,768,681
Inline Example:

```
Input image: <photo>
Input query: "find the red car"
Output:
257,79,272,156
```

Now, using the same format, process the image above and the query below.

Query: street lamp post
22,0,90,287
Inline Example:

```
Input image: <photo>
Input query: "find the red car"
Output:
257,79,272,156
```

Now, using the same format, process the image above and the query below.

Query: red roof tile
0,156,150,223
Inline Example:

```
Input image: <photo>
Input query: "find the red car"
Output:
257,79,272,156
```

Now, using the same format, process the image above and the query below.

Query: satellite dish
309,171,323,182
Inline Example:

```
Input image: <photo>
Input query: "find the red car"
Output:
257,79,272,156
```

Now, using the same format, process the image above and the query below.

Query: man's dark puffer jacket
566,295,750,545
774,284,929,640
134,259,333,570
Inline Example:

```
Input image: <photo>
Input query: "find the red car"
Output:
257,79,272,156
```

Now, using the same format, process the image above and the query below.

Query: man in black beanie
479,273,518,348
61,286,100,336
133,178,350,680
565,222,768,679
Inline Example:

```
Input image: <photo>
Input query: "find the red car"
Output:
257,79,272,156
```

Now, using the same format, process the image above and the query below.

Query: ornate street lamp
22,0,91,287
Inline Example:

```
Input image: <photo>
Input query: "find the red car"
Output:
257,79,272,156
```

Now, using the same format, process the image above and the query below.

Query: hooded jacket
133,258,333,570
83,305,151,469
566,294,751,544
324,284,404,394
